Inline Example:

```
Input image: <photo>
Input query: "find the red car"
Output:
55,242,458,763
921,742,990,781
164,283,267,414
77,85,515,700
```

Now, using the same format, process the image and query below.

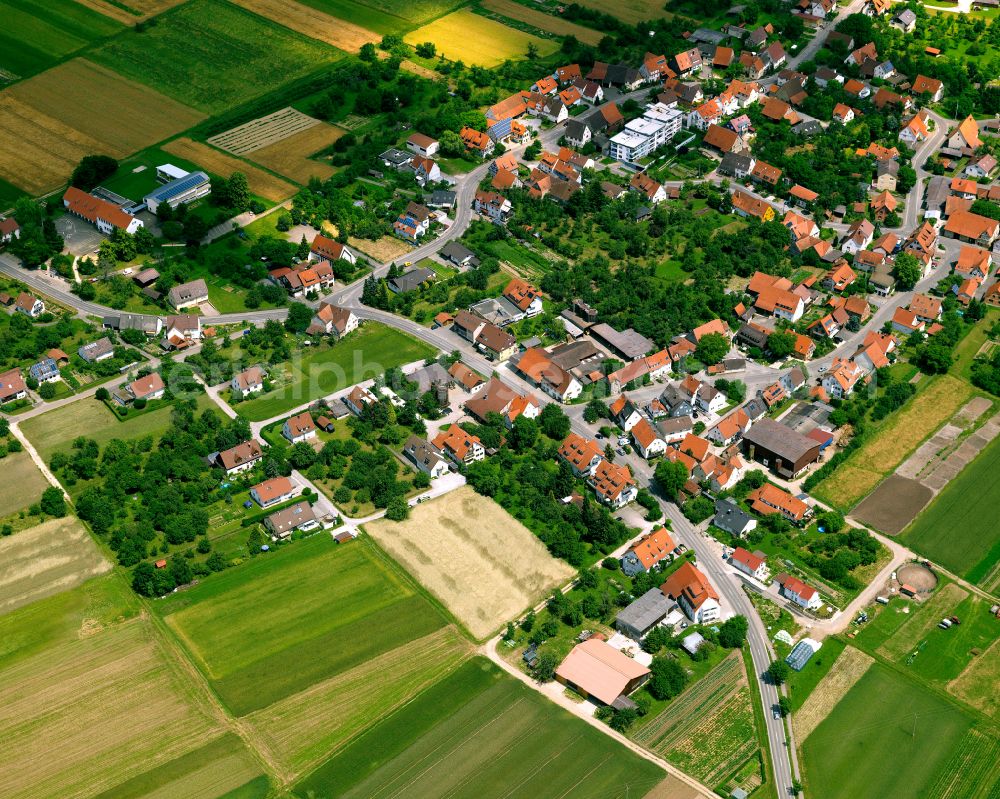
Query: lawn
0,0,122,78
157,535,448,715
99,145,202,202
20,393,216,466
902,432,1000,587
236,323,437,421
0,177,25,212
0,451,50,517
404,9,558,67
91,0,343,114
293,657,667,799
0,573,247,799
801,663,974,799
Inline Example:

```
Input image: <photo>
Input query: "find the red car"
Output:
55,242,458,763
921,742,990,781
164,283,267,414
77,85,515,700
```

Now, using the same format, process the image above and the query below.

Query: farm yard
366,486,575,640
479,0,603,45
294,657,667,799
0,517,109,617
404,9,559,67
0,573,261,799
0,451,51,518
163,138,297,202
235,323,436,421
902,433,1000,589
632,652,760,791
90,0,343,114
800,662,989,799
230,0,380,51
0,58,204,194
157,535,448,715
247,625,469,780
0,0,121,78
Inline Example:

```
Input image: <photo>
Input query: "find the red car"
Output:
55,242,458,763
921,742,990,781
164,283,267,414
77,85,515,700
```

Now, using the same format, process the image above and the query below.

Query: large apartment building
609,103,684,163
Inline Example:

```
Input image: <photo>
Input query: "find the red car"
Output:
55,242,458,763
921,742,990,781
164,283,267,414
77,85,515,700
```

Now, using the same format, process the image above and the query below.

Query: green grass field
298,0,464,33
0,177,26,212
91,0,343,113
0,0,122,78
21,393,216,467
802,663,974,799
158,535,447,715
99,146,202,202
902,432,1000,586
236,323,437,421
0,451,50,517
294,657,667,799
787,637,847,711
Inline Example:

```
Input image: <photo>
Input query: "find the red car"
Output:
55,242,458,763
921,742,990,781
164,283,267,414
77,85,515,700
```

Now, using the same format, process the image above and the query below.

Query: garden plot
207,107,323,156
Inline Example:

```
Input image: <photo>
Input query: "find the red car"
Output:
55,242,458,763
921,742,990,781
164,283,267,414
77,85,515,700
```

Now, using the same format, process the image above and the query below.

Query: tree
415,41,436,58
767,330,798,359
893,252,922,290
695,332,730,365
539,404,570,440
718,615,749,648
285,302,313,333
534,651,558,681
778,696,791,717
648,657,688,700
71,155,118,191
509,415,539,452
39,382,56,400
767,659,791,685
40,487,66,517
654,458,688,500
385,497,409,521
227,172,250,212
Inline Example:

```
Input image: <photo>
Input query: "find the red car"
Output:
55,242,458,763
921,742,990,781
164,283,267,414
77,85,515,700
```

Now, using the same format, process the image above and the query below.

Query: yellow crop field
0,59,204,193
231,0,380,51
404,9,558,67
481,0,603,45
0,576,227,799
366,486,574,639
0,517,109,617
163,138,297,202
250,123,343,184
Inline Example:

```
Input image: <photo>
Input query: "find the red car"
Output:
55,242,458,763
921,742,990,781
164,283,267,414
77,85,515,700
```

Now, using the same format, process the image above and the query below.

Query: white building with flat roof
608,103,683,163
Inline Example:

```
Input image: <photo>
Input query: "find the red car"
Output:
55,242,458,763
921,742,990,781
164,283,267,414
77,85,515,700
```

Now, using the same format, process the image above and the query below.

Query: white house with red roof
778,573,822,610
730,547,769,582
662,562,721,623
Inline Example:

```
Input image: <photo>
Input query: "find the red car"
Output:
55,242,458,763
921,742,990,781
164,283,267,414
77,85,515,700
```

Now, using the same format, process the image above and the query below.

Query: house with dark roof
741,418,821,477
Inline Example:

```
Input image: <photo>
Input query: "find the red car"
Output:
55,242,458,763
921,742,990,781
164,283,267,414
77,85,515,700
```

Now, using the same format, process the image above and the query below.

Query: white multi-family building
609,103,684,163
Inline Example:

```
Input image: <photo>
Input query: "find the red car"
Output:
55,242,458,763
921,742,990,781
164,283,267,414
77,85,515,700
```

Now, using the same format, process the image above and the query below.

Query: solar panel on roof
145,172,210,202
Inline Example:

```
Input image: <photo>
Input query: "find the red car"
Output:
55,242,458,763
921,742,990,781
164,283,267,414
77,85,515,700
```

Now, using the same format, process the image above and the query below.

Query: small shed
681,632,706,656
900,583,917,597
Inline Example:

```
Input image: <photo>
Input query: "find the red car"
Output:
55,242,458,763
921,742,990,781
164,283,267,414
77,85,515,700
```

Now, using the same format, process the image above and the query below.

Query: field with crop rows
0,58,204,193
0,574,247,799
367,486,574,640
231,0,380,51
632,652,758,787
247,626,469,780
72,0,188,24
249,124,342,183
923,728,1000,799
158,535,448,715
405,9,558,67
208,107,322,155
163,138,297,202
0,0,121,78
801,663,974,799
480,0,603,45
295,657,667,799
0,517,109,617
91,0,343,113
297,0,465,33
903,432,1000,587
